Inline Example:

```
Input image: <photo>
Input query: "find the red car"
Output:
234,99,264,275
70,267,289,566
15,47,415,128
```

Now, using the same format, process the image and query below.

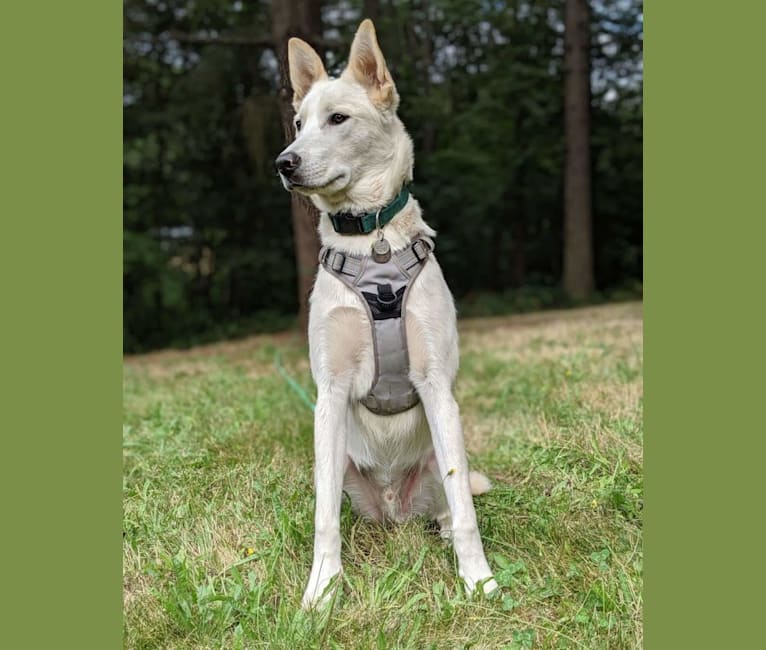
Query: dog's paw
458,552,498,597
477,576,500,596
461,571,499,596
301,563,342,611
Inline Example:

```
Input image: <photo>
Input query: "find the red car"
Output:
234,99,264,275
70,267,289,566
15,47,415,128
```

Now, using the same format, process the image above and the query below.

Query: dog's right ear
287,38,328,112
342,19,398,111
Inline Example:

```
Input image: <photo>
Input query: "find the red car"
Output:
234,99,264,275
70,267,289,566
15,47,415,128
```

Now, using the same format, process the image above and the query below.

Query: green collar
328,186,410,235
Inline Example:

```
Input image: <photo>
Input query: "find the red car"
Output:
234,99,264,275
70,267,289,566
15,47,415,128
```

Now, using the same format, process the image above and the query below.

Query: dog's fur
277,19,497,609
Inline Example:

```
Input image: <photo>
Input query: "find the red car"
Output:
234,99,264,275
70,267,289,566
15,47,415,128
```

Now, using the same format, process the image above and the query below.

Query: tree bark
271,1,324,334
562,0,594,299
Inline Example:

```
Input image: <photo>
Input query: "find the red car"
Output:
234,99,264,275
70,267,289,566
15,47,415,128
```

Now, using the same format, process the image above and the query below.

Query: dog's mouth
284,173,346,193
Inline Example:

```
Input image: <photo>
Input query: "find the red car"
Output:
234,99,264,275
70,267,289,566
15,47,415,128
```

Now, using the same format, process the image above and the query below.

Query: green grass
123,302,643,649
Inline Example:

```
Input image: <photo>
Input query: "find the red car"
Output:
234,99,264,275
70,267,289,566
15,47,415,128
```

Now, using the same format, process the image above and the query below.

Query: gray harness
319,237,434,415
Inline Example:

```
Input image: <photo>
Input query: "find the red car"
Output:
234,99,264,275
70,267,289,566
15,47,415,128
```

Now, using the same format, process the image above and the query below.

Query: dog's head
275,20,413,212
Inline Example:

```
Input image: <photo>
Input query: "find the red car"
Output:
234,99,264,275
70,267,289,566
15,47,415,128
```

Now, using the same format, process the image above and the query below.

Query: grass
123,301,643,649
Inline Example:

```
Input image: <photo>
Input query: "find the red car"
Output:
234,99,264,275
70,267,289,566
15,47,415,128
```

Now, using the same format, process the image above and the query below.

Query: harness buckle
331,251,346,273
411,240,428,262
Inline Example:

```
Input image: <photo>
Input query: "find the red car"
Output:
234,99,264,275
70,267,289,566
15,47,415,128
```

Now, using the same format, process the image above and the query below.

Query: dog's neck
307,116,434,256
316,196,436,256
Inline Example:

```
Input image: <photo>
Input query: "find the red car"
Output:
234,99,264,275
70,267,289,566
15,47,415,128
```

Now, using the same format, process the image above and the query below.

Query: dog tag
372,237,391,263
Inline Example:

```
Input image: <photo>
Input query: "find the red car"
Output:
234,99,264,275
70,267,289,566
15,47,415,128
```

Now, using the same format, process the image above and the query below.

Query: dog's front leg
417,375,498,595
302,377,350,610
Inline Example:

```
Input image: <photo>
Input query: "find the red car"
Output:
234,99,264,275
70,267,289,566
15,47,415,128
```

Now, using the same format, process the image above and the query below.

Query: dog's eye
295,119,302,132
329,113,349,125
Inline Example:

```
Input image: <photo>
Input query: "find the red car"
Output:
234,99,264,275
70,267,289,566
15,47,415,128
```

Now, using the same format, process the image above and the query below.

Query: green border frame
645,2,765,647
0,2,122,648
2,0,764,647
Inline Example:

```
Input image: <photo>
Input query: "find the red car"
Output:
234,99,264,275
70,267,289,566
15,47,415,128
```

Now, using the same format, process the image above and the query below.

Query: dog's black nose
275,151,301,178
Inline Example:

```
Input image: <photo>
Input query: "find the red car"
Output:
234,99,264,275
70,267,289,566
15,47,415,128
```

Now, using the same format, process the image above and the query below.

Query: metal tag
372,237,391,263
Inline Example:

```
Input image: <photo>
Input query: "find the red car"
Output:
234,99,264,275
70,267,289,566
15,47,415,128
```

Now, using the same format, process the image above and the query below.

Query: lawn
123,301,643,649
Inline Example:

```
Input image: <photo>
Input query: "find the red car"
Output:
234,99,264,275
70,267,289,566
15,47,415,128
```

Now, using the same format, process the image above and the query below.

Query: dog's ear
342,19,399,111
288,38,328,111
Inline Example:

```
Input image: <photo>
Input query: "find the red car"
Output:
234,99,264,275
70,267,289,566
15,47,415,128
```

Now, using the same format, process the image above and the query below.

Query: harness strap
318,237,434,281
397,238,433,270
318,248,363,278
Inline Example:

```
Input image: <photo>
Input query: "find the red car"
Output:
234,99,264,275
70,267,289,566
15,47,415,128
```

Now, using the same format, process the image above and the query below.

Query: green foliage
124,0,643,352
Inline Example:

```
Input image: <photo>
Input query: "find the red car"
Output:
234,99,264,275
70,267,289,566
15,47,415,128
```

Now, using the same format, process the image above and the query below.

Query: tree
563,0,595,299
123,0,643,353
271,1,324,334
155,0,325,335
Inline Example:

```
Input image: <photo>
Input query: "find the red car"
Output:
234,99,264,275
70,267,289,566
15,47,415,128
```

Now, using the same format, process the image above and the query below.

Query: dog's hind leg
344,461,383,522
426,453,492,539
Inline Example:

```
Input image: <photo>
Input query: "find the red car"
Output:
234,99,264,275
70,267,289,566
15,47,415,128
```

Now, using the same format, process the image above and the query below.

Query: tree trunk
271,0,323,334
562,0,594,300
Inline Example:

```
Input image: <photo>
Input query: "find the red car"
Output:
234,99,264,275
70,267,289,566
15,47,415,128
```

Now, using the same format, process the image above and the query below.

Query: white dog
276,19,497,609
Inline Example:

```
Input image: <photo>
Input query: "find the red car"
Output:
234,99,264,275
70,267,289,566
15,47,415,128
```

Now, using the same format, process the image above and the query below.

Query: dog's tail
469,471,492,496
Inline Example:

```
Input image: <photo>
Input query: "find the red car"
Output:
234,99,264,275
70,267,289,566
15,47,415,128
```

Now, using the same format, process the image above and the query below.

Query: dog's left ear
342,19,399,111
288,37,328,112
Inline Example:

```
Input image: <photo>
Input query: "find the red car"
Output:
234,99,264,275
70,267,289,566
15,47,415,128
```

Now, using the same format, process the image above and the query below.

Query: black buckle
331,212,364,235
376,284,397,310
344,213,364,234
361,285,406,320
